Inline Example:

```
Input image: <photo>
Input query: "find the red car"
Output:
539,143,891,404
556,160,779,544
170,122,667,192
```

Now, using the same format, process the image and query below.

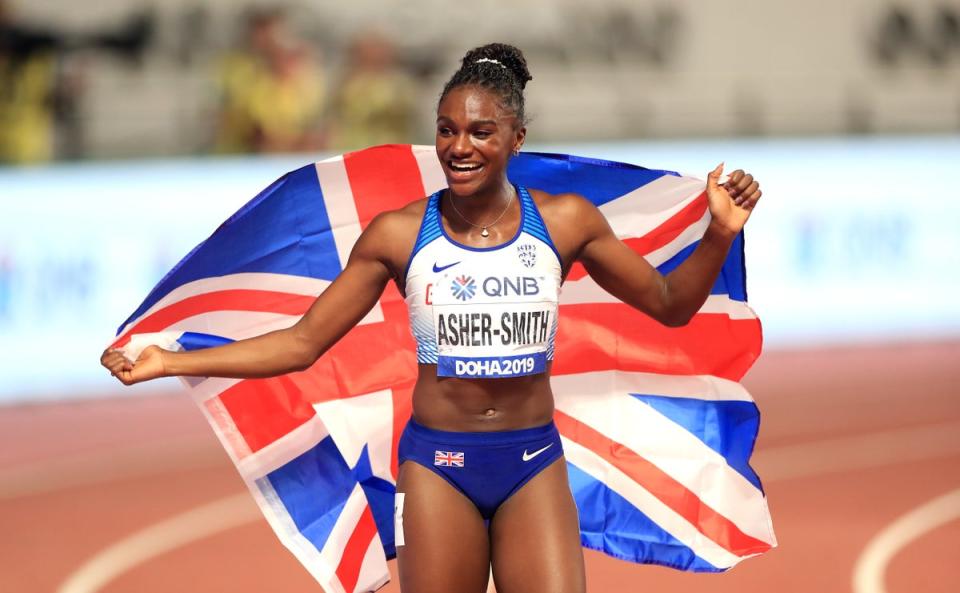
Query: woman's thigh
489,456,586,593
395,461,491,593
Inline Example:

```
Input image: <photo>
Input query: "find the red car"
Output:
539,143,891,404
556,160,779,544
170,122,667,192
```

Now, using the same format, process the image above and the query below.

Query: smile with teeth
449,162,483,172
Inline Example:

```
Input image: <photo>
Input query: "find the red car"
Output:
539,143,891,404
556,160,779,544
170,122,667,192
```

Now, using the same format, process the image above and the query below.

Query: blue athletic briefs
398,418,564,519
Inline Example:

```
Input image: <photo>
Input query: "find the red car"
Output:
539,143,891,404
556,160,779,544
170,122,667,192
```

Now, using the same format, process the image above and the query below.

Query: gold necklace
446,189,515,238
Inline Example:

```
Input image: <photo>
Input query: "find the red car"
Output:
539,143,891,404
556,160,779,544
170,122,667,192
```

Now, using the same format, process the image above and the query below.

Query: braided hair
439,43,533,125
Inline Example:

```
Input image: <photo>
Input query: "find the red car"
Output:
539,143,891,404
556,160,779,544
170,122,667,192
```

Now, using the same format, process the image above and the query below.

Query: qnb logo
482,276,540,298
450,275,476,301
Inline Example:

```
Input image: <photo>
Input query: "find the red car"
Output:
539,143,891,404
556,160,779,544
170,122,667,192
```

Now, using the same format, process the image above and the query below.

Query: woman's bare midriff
410,363,555,432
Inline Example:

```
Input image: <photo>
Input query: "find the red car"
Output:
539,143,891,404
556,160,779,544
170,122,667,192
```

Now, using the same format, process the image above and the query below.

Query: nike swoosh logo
522,443,554,462
433,261,461,273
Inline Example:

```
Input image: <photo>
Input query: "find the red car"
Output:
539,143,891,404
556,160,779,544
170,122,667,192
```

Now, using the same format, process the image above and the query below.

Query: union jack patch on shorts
434,450,465,467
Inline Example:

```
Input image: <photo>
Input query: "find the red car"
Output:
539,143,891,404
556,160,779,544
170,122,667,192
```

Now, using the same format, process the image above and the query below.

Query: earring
512,147,520,156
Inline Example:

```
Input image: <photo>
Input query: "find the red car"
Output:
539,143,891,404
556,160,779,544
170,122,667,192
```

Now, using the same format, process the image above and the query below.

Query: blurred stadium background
1,0,958,592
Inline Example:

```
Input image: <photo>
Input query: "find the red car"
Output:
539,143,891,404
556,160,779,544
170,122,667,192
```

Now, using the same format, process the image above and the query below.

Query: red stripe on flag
566,192,708,282
216,375,316,454
624,192,707,256
565,262,588,283
336,505,379,593
295,298,416,402
111,290,315,348
554,410,772,557
216,343,414,456
133,291,414,453
329,148,424,438
344,145,427,224
553,305,761,381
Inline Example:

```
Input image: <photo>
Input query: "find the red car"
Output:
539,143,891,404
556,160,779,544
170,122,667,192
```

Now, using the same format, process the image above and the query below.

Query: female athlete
101,43,763,593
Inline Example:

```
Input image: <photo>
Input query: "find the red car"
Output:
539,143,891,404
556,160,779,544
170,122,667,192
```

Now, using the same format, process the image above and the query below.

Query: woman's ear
513,126,526,155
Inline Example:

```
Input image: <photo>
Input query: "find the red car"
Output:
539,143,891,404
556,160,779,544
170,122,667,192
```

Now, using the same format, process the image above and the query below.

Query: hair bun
440,42,532,124
462,43,533,89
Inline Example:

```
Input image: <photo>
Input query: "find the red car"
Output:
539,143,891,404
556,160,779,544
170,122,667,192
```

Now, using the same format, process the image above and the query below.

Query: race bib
431,273,558,378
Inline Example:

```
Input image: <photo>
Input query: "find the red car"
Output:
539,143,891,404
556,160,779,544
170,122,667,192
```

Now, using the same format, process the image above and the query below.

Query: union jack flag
433,450,465,467
111,144,775,593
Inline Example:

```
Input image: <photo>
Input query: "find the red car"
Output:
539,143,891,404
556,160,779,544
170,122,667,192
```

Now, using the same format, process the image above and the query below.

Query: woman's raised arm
573,165,761,327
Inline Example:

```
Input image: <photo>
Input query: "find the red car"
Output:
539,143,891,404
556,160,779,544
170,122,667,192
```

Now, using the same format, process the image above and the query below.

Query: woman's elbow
289,353,314,373
647,280,693,327
657,309,694,328
628,298,691,327
285,328,321,372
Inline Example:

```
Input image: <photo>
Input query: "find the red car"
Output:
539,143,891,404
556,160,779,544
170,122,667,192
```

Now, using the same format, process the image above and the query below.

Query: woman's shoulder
523,187,609,257
369,196,430,233
354,197,432,277
362,196,429,247
525,187,600,223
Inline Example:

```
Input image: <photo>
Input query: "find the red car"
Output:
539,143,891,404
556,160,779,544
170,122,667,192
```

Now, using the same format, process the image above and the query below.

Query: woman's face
435,85,525,198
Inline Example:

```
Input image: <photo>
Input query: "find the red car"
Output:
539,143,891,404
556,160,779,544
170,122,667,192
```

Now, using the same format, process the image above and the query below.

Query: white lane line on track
753,420,960,483
851,488,960,593
56,493,260,593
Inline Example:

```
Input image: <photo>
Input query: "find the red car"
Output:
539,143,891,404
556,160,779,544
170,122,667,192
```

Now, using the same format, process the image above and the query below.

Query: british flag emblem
434,450,465,467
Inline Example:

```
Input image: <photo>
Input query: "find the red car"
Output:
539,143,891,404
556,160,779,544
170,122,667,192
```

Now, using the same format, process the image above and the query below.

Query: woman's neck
446,178,516,221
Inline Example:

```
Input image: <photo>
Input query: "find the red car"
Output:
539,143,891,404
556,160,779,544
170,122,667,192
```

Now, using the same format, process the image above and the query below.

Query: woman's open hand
100,345,167,386
705,164,762,236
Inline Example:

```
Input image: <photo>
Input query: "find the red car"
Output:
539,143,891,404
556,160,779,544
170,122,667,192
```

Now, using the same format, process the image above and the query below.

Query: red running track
2,341,958,593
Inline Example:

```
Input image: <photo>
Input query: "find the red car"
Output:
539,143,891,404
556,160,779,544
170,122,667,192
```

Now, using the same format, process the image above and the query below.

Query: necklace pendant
480,227,490,237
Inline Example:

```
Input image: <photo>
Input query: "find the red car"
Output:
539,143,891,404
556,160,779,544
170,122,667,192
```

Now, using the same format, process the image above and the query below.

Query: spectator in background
0,0,59,164
0,0,154,164
215,8,326,154
325,29,416,150
0,1,151,164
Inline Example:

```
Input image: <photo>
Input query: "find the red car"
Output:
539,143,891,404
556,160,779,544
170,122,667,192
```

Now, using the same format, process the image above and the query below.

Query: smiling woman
100,42,765,593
